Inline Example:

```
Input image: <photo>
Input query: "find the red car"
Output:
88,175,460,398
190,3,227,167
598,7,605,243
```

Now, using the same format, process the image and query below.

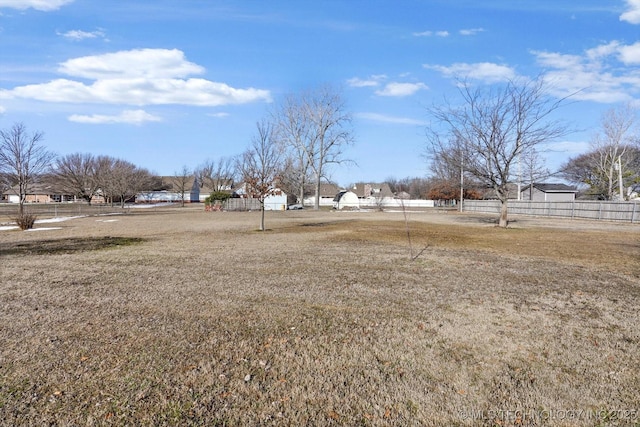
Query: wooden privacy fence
463,200,640,223
223,198,261,211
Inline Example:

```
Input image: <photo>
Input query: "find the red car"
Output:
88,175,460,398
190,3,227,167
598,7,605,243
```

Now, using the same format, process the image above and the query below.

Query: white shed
263,192,288,211
333,191,359,210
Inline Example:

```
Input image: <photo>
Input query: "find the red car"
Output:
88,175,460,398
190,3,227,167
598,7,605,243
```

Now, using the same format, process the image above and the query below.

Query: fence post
633,202,637,224
598,202,602,220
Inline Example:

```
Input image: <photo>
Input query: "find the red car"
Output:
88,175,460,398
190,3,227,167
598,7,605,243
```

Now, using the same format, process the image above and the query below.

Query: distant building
520,183,577,202
303,183,342,207
333,191,359,210
351,182,393,199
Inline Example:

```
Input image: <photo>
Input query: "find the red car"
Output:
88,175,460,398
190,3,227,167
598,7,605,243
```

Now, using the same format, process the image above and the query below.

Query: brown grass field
1,206,639,426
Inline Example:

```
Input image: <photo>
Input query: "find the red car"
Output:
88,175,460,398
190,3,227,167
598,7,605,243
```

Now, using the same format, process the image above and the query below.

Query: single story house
303,183,342,207
520,183,577,202
351,183,394,199
4,183,77,204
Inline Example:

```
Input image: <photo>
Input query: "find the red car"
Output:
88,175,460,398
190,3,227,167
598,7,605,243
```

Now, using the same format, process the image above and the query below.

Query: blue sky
1,0,640,186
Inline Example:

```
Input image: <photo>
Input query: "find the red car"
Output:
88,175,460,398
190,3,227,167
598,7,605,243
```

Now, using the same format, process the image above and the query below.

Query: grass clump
15,213,37,230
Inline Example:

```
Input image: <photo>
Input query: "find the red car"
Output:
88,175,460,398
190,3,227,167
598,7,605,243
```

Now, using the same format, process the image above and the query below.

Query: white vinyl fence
463,200,640,223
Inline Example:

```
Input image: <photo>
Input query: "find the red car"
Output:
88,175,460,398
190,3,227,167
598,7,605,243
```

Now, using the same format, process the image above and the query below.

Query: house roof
317,183,342,198
351,182,393,198
521,183,577,193
6,182,71,195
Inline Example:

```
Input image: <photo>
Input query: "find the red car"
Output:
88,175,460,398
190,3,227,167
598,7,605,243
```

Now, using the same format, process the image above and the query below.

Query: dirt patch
0,236,145,256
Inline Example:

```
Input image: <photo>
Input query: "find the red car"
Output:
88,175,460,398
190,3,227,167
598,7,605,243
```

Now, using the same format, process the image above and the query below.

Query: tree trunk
498,198,509,228
260,204,265,231
298,178,305,207
314,181,320,210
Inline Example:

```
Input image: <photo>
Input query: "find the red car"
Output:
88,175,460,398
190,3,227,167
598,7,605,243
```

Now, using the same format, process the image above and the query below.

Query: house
333,190,359,210
303,183,342,207
351,183,394,199
4,182,77,204
520,183,577,202
347,182,394,208
136,176,200,203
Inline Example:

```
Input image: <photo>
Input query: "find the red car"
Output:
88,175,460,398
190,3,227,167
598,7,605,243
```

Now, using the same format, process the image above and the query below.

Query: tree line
3,80,639,230
0,85,356,230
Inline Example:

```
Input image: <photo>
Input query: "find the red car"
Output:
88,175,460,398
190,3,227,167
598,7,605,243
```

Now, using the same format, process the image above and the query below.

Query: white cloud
0,48,272,107
586,41,620,60
356,112,426,126
459,28,485,36
58,29,106,41
0,105,5,115
426,62,516,83
375,82,428,97
58,48,204,79
617,41,640,64
68,109,162,125
207,112,230,118
347,75,386,87
413,30,449,38
532,41,640,103
620,0,640,24
0,0,74,11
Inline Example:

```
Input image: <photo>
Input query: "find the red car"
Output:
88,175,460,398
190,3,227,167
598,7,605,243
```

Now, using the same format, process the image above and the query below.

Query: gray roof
522,183,577,193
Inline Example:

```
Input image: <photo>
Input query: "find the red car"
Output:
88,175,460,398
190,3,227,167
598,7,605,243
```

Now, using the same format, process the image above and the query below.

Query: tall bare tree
561,146,640,199
427,78,571,227
0,122,55,215
273,85,354,209
238,120,283,231
272,93,313,205
173,165,193,207
51,152,99,204
590,104,638,200
561,105,640,200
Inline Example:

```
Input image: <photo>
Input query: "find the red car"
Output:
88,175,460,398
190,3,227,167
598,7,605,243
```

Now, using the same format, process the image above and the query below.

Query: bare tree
590,104,638,200
561,105,640,200
238,120,283,231
427,78,571,227
386,176,432,200
520,147,551,200
561,145,640,199
173,165,193,207
94,156,152,207
0,122,55,216
51,152,99,204
272,93,313,205
273,86,354,210
196,157,236,194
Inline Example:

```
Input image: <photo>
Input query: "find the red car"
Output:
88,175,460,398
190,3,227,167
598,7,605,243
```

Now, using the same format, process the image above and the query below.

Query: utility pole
618,155,624,201
460,157,464,212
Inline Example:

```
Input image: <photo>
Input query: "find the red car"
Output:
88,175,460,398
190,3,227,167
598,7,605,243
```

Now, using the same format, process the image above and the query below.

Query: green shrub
205,191,232,205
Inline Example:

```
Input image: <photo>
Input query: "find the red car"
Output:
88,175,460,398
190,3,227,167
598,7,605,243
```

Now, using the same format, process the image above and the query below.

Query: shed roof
521,183,577,193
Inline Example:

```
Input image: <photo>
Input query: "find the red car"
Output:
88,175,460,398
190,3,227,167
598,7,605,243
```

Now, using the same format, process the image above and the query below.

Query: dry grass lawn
1,206,639,426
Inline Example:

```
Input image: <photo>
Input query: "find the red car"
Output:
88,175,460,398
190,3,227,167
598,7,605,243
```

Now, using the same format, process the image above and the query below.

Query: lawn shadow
0,236,145,256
